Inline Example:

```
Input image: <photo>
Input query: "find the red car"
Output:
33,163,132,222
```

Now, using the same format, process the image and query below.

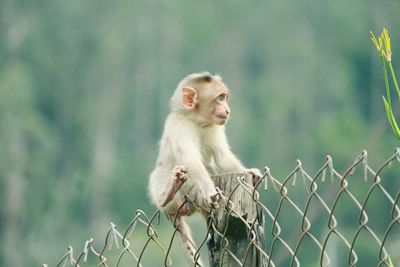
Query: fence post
208,173,266,267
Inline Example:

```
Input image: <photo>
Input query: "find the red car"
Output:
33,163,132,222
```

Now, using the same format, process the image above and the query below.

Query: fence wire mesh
44,149,400,267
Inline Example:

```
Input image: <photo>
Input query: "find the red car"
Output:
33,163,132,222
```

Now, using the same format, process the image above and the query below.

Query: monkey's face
198,82,230,126
211,92,230,125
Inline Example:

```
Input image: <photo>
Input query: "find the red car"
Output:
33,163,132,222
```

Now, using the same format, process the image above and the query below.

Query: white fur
148,113,245,211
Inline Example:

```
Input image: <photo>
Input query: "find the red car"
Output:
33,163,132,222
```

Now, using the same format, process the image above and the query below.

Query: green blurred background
1,0,400,266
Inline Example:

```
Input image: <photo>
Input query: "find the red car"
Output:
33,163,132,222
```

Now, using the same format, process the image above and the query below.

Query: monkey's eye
217,94,227,102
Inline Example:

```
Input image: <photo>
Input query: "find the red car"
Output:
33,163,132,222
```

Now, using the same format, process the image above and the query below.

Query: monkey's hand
247,168,263,186
196,182,219,210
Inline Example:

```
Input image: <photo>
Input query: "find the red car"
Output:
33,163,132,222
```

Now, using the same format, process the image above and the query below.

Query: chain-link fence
44,149,400,267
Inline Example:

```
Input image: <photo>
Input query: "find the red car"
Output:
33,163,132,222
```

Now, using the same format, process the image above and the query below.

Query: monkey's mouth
216,115,228,120
215,115,229,124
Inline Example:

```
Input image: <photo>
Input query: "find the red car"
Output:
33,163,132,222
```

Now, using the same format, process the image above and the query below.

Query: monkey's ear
182,87,198,109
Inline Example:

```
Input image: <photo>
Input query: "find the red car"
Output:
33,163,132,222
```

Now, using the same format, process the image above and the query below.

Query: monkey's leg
159,166,188,207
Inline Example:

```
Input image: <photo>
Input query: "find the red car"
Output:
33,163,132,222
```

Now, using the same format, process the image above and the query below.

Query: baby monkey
148,72,261,266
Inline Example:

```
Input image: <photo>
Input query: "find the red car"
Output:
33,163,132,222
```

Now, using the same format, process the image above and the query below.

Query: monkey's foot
177,202,195,216
248,168,263,186
166,201,195,218
159,166,188,207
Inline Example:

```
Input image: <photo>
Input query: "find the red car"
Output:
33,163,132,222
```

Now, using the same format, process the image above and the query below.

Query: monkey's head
171,72,231,127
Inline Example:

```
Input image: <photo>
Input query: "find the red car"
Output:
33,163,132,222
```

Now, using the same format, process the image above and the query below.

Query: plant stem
381,56,391,107
388,61,400,101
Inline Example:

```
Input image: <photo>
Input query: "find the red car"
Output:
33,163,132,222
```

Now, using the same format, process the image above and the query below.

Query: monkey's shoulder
164,114,199,135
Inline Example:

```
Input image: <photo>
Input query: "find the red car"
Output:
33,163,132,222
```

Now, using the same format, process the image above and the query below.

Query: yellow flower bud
370,31,383,55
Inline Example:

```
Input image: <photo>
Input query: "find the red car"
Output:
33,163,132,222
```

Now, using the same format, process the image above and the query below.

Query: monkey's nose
226,109,230,115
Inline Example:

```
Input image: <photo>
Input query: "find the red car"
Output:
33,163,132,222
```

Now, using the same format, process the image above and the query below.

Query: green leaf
382,96,400,139
388,257,394,267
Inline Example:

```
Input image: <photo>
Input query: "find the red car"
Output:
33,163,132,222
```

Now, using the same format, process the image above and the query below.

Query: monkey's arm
214,145,262,184
211,128,262,183
211,128,246,173
180,157,219,209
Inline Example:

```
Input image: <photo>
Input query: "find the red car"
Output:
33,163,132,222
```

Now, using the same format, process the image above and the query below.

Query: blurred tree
0,0,399,265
